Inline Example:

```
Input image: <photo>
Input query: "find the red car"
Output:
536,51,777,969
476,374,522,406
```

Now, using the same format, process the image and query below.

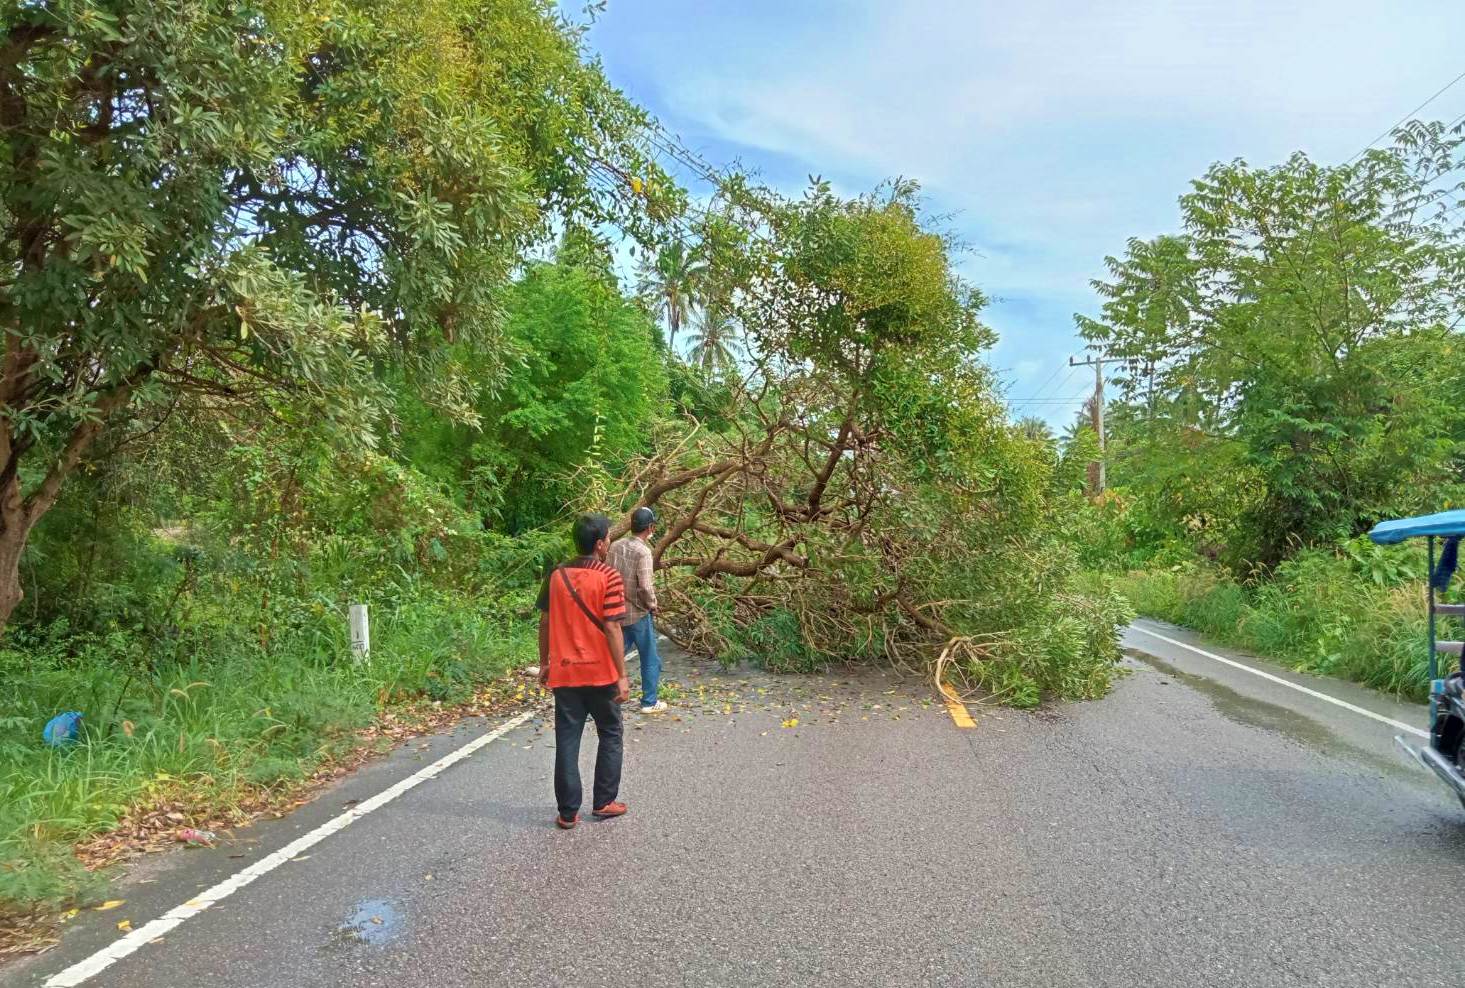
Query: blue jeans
622,615,661,707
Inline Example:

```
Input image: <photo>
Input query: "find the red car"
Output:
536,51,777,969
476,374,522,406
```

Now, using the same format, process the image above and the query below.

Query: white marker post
349,603,370,662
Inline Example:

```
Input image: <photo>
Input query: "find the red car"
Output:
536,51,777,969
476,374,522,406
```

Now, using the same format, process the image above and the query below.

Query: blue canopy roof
1369,509,1465,544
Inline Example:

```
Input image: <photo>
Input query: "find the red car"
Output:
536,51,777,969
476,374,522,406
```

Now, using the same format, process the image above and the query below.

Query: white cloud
592,0,1465,421
669,1,1465,167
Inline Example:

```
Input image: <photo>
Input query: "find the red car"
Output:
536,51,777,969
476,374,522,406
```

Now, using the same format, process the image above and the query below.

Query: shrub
1108,541,1433,699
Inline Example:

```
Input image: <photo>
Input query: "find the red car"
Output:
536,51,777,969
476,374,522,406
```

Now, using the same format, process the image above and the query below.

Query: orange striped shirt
536,558,626,688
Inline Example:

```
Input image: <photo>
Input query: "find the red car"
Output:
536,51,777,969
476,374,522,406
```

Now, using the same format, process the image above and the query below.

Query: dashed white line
44,710,535,987
1127,623,1428,740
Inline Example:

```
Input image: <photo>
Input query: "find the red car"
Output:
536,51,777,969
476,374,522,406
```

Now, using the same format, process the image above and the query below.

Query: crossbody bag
557,565,606,632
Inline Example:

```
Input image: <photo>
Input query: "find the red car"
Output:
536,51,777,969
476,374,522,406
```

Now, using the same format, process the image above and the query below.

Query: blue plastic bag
43,711,84,747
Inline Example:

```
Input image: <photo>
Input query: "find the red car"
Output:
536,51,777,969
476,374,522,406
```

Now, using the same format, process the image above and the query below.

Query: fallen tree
588,181,1132,705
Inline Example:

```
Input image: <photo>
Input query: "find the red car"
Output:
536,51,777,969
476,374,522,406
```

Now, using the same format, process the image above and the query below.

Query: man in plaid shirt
607,507,666,713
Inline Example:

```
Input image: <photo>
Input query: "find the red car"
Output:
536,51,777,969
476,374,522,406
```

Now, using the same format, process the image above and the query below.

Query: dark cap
631,507,657,533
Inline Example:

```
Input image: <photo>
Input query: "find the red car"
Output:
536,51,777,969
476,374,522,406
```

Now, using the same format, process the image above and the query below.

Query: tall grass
1108,542,1434,699
0,586,532,912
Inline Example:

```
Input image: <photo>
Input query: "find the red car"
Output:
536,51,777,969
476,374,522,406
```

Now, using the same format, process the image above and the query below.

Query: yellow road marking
939,681,976,729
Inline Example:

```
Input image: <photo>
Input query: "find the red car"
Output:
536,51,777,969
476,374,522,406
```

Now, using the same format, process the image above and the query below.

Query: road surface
8,619,1465,987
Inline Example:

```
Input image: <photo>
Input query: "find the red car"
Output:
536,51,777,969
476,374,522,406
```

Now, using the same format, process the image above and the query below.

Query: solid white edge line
43,709,535,988
1128,623,1429,740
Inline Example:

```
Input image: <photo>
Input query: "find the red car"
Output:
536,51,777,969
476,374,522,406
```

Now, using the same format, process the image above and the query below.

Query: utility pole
1069,353,1125,494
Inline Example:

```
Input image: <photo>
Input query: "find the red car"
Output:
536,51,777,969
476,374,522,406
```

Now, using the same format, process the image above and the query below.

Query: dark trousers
553,684,623,817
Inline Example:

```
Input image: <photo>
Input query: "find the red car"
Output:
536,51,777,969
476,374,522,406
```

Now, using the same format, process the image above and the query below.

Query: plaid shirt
607,535,658,624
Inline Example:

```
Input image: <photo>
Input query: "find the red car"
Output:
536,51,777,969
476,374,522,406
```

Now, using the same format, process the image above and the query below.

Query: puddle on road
329,898,403,948
1126,649,1411,779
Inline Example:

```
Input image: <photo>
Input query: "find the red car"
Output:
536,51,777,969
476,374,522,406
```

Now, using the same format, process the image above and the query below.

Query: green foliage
1,2,661,894
1060,121,1465,703
686,305,741,376
0,0,672,630
1053,424,1099,496
742,178,993,370
0,370,555,912
0,0,1142,920
728,608,825,674
465,258,667,531
1108,542,1432,698
1015,416,1056,448
665,359,739,429
1080,128,1465,566
618,179,1130,705
972,587,1136,709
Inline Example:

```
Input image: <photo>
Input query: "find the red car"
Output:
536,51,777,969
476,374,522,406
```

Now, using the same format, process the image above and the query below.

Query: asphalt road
9,620,1465,987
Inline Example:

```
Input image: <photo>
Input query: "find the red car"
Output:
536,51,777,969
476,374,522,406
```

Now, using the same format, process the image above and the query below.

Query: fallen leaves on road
5,654,937,959
94,900,125,912
0,912,63,957
116,920,132,932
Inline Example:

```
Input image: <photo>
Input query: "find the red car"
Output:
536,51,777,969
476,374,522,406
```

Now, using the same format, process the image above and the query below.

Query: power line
1348,67,1465,162
590,127,783,260
1006,391,1092,405
1031,75,1465,488
1013,361,1066,403
1025,364,1082,403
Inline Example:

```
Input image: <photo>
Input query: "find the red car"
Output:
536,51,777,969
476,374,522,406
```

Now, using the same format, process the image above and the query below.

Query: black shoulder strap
558,565,606,632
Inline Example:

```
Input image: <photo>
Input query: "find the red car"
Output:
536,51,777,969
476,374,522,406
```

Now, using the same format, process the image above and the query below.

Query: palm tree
687,305,740,375
637,241,708,351
1016,416,1054,446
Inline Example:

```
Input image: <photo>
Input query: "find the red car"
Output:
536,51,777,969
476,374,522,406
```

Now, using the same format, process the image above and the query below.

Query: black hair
631,507,656,534
573,513,611,555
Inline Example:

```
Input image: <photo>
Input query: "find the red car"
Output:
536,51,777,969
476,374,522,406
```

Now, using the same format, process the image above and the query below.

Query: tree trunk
0,471,32,629
0,375,142,636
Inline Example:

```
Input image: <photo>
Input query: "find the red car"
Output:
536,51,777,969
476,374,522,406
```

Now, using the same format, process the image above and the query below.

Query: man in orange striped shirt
536,513,630,829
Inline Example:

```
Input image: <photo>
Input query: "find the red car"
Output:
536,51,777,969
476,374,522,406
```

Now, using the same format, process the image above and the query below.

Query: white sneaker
640,701,668,714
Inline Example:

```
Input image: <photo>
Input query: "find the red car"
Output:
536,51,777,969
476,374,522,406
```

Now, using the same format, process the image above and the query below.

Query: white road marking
43,710,535,988
1127,623,1429,740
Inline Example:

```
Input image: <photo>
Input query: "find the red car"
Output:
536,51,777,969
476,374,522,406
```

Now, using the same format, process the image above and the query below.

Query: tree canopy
1077,126,1465,564
0,0,670,627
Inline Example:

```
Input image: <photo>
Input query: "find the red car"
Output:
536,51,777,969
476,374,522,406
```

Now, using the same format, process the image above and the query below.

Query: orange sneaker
592,802,628,819
556,813,579,829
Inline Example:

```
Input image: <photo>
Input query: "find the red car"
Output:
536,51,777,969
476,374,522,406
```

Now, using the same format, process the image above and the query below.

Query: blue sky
586,1,1465,425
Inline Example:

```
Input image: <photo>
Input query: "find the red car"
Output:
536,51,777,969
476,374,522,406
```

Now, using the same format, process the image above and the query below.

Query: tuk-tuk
1370,509,1465,806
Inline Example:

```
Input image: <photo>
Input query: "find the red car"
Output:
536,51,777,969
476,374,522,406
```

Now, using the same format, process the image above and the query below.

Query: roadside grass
0,588,533,921
1102,545,1434,700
